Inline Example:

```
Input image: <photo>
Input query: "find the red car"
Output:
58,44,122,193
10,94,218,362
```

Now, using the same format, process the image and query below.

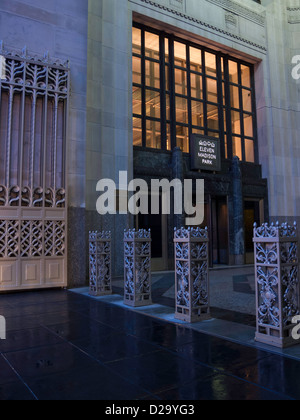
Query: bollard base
124,294,152,308
175,306,211,323
89,289,112,297
255,332,299,349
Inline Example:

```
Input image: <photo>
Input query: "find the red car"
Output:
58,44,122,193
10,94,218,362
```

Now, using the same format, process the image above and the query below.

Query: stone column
174,227,210,323
89,231,112,297
124,229,152,307
254,222,300,348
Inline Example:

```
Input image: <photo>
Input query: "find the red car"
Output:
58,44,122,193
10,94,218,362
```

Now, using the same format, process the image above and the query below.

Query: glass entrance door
244,199,263,264
210,196,229,265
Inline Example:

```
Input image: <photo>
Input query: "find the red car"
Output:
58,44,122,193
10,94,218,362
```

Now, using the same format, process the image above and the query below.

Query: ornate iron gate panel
174,227,210,323
253,222,300,348
0,45,69,291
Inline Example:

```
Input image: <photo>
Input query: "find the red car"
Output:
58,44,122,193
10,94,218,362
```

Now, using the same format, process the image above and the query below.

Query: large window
132,23,257,163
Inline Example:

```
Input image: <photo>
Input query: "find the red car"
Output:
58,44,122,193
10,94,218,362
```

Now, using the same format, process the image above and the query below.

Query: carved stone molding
131,0,267,52
287,7,300,24
206,0,265,26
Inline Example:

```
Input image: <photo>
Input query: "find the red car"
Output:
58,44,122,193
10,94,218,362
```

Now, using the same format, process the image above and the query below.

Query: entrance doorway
210,197,229,265
244,199,264,264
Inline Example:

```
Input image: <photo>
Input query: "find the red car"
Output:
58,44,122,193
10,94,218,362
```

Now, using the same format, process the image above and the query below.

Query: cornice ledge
205,0,266,27
133,0,267,52
287,6,300,24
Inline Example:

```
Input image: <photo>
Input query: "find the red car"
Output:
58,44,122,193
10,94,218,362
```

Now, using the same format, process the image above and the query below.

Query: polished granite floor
1,288,300,400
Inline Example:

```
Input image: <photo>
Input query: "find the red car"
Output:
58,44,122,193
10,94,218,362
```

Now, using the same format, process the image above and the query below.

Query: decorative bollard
124,229,152,307
174,227,210,323
253,222,300,348
89,231,112,297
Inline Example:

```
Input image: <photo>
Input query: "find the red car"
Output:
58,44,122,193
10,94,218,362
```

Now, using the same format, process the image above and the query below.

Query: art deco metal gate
254,222,300,348
0,45,69,291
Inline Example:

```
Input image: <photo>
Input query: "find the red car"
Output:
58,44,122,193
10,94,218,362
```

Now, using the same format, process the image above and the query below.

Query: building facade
0,0,299,289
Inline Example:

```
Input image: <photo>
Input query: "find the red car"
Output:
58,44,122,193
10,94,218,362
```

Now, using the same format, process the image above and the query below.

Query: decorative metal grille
254,222,300,348
124,229,152,307
0,44,69,291
174,227,210,323
89,231,112,297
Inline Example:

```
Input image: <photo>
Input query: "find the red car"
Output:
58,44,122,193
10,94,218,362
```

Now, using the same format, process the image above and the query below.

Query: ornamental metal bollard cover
253,222,300,348
89,231,112,297
124,229,152,307
174,227,211,323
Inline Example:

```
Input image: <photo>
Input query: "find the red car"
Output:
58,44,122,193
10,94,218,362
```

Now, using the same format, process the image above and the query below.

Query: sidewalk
0,268,300,400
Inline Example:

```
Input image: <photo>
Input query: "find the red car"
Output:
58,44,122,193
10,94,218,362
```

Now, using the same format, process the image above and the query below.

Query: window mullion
169,37,176,151
251,65,259,163
141,30,146,148
216,54,225,159
224,57,233,159
160,34,166,151
186,45,192,153
202,50,208,136
238,63,246,162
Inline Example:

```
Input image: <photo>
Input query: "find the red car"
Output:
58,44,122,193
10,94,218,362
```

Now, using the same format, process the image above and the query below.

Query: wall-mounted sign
191,134,221,172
